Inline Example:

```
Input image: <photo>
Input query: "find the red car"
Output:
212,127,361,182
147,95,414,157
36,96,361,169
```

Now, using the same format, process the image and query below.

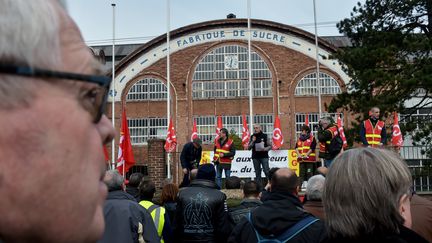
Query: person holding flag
213,128,236,188
248,124,272,188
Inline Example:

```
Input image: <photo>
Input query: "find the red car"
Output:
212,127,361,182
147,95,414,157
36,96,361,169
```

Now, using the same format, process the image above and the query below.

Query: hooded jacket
99,190,160,243
228,191,326,243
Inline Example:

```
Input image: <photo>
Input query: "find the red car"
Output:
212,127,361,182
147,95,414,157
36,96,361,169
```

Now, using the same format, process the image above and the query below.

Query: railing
399,146,431,192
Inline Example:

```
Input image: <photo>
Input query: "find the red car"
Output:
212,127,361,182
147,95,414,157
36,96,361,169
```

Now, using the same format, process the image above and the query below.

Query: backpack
328,132,343,157
246,213,319,243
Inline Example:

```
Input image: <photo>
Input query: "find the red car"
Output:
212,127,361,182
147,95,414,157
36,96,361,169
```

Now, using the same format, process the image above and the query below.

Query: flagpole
166,0,171,179
111,3,116,170
247,0,254,132
313,0,322,117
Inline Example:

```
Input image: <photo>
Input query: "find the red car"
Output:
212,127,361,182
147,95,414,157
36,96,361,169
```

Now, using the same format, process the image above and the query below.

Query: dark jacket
180,142,202,170
228,191,326,243
248,131,271,159
175,179,233,243
98,190,160,243
164,201,177,226
229,198,263,224
303,200,325,221
125,186,140,202
317,124,338,160
321,225,428,243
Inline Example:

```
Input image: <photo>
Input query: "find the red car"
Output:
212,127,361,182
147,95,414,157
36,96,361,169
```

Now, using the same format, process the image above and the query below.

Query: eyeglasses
0,64,112,123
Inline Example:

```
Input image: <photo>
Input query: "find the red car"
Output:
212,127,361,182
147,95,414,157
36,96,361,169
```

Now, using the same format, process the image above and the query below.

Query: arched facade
109,18,347,152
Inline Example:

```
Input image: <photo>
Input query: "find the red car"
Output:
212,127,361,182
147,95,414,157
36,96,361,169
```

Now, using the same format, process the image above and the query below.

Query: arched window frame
294,72,341,96
192,45,272,99
126,77,168,101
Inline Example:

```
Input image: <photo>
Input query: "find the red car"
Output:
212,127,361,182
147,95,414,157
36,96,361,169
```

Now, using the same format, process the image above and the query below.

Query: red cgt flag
116,106,135,176
392,112,404,147
337,114,348,149
214,115,223,142
190,118,198,141
305,113,309,127
165,119,177,153
272,116,284,150
103,145,110,162
241,114,250,149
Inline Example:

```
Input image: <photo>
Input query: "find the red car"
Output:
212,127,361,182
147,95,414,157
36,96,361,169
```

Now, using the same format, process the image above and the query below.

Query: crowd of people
1,1,432,243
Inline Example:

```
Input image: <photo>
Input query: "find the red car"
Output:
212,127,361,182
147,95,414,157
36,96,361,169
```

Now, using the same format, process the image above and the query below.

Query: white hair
0,0,63,107
0,0,61,67
306,174,325,201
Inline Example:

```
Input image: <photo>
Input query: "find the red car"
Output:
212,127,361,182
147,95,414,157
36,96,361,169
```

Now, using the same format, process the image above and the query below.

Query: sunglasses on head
0,63,112,123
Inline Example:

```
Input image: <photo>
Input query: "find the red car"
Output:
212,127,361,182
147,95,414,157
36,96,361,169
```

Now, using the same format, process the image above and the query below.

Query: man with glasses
248,124,272,188
0,1,115,242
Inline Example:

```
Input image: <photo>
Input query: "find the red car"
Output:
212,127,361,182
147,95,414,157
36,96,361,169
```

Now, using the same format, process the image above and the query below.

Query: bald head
270,168,298,193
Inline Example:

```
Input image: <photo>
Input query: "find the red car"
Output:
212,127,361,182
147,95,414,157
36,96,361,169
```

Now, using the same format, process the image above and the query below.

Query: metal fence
400,146,431,192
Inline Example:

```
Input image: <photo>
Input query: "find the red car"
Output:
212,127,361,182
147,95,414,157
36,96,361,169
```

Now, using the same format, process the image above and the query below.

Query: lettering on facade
176,29,287,48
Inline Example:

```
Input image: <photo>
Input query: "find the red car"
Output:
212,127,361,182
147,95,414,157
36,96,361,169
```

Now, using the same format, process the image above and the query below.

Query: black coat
321,225,428,243
180,142,202,169
98,190,160,243
228,191,326,243
249,131,270,159
175,179,233,243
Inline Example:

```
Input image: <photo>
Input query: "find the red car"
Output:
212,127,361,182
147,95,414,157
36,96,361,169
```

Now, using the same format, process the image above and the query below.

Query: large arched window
126,77,167,101
192,45,272,99
294,72,341,96
126,77,168,145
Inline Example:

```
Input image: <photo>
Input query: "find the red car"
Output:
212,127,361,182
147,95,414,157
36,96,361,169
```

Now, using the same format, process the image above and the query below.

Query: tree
329,0,432,155
229,129,244,150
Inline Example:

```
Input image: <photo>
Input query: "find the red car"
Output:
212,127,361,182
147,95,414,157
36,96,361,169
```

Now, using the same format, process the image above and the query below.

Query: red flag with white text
337,114,348,149
190,119,198,141
272,116,284,150
214,116,223,142
164,119,177,152
116,106,135,175
305,113,309,127
392,112,403,147
241,114,250,149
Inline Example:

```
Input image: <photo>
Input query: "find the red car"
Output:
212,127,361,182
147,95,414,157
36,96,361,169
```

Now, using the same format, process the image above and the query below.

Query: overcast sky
68,0,363,45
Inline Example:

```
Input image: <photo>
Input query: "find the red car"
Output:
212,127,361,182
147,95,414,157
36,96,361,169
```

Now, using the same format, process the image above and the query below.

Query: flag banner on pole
272,116,284,150
164,118,177,152
392,112,403,147
191,118,198,141
103,145,110,163
241,114,250,149
214,115,223,142
305,113,309,127
337,114,348,149
116,106,135,176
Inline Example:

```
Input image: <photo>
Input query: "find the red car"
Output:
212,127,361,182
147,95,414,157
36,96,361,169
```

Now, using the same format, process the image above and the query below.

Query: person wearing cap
175,164,233,242
180,138,202,187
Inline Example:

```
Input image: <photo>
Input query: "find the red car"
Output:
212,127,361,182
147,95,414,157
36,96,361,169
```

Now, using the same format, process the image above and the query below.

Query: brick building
103,17,351,186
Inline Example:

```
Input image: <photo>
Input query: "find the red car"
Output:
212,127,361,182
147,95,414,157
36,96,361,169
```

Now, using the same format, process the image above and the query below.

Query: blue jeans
253,158,270,187
324,158,334,168
216,163,231,189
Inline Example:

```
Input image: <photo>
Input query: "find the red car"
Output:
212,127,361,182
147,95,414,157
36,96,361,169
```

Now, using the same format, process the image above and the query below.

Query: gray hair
0,0,63,107
323,148,412,238
104,170,124,192
306,175,325,201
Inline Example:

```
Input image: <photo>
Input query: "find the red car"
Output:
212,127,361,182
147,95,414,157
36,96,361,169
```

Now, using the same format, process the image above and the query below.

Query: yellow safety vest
139,200,166,243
